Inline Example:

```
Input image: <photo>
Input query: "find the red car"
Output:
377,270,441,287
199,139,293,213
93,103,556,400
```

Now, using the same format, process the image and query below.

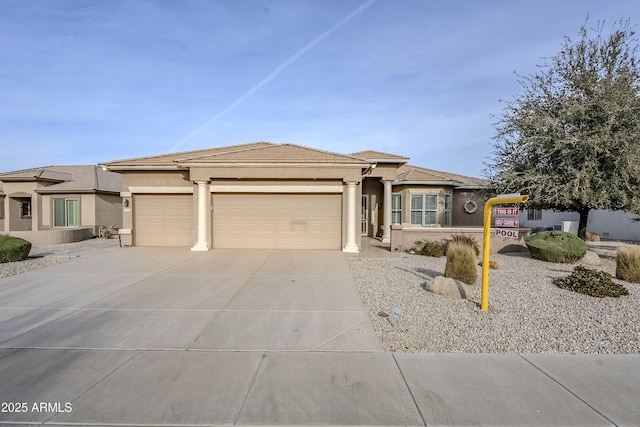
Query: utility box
562,220,579,235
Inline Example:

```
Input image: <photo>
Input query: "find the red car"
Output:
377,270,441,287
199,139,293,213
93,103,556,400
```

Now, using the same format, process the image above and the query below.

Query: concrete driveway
0,247,381,352
2,247,638,426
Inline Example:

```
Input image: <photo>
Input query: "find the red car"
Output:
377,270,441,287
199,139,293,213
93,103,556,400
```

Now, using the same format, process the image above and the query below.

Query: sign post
481,194,529,311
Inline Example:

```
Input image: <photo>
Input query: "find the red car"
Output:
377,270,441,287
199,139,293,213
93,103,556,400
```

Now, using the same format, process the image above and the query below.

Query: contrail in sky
171,0,379,151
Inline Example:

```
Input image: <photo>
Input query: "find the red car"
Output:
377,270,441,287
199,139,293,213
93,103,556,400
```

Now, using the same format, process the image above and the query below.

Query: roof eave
179,162,369,168
103,164,188,171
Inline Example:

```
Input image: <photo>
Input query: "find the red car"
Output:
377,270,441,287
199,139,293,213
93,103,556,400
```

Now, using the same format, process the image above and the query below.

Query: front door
361,195,369,236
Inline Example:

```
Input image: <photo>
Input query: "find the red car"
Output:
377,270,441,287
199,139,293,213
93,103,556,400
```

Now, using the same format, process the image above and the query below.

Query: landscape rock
427,276,475,300
579,250,601,266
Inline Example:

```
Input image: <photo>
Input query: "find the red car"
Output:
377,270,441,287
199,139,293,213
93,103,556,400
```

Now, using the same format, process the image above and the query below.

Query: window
410,194,438,226
20,201,31,217
444,194,452,226
527,209,542,221
53,198,79,227
391,194,402,224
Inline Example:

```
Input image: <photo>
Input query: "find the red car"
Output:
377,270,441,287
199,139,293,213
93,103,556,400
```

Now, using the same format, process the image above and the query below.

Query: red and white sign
495,218,519,227
495,207,519,216
495,228,519,239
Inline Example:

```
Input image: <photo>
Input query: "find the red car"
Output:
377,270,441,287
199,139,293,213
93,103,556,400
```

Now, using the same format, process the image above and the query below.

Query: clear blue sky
1,0,638,177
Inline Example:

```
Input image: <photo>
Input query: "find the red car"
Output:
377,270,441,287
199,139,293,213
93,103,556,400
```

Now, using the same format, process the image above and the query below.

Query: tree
487,19,640,239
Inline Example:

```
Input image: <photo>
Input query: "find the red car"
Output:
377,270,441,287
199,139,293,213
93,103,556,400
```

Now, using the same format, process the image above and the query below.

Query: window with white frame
527,209,542,221
410,194,438,226
444,194,452,226
391,194,402,224
53,198,79,227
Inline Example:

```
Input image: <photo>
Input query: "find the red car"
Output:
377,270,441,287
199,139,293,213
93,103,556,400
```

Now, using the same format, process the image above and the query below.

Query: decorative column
382,180,392,244
343,181,359,253
191,180,211,251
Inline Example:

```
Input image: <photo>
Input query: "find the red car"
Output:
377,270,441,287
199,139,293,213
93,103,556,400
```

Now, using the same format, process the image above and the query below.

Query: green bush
411,240,447,257
0,236,32,263
412,234,480,258
444,242,478,285
445,233,480,256
554,265,629,298
524,231,587,263
616,245,640,283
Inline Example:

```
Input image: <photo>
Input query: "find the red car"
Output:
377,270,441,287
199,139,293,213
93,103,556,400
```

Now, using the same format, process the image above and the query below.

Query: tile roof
104,142,275,166
396,164,486,187
0,165,121,193
178,143,368,164
350,150,409,163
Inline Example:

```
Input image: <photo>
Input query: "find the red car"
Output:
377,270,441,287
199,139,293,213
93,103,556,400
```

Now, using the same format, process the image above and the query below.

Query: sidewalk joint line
233,352,266,425
392,353,427,426
518,354,618,426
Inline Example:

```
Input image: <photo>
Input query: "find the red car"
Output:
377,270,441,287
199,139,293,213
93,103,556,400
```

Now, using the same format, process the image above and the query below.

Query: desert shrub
445,233,480,256
412,240,447,257
444,242,478,285
524,231,587,263
478,259,499,269
586,232,600,242
554,265,629,298
0,236,32,263
617,245,640,283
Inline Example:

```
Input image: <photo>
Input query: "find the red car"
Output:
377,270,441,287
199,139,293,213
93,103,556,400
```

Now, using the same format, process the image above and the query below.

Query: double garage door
134,193,341,249
213,193,341,249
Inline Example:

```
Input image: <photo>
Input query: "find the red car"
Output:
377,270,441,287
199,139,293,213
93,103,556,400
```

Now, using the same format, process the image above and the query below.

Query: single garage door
134,194,193,246
213,193,341,249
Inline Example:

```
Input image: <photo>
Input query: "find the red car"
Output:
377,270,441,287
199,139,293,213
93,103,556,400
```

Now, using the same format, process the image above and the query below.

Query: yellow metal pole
481,194,529,311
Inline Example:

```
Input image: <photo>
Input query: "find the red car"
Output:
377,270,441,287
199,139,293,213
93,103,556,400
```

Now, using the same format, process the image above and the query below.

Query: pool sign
495,228,519,238
495,217,519,227
495,207,519,216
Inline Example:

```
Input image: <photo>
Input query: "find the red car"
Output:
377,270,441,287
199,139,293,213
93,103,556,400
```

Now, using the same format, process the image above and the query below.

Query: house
103,142,486,251
519,208,640,242
0,165,123,245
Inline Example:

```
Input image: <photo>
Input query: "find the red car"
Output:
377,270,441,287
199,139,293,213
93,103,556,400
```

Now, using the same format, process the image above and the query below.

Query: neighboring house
0,165,123,245
103,142,486,252
519,208,640,242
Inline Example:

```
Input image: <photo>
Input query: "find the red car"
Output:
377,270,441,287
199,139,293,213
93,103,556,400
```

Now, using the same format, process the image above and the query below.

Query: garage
134,194,193,246
212,193,341,249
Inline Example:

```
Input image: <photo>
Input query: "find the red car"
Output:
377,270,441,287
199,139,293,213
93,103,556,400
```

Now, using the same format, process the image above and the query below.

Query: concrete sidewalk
0,247,638,426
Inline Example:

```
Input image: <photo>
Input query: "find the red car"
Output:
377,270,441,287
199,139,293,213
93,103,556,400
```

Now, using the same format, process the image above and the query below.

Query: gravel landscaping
0,238,120,279
348,247,640,354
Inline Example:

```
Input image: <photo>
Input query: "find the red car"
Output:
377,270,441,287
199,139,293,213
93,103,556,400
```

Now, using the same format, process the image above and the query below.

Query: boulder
427,276,475,300
579,250,601,266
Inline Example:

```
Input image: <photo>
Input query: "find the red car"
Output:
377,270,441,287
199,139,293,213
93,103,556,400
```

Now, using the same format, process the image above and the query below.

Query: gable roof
350,150,409,164
0,165,121,194
105,142,368,168
396,164,486,188
178,143,368,165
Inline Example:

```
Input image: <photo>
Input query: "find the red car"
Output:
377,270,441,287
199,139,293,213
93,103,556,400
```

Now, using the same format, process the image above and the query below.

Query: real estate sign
495,217,519,227
495,207,519,216
495,228,519,238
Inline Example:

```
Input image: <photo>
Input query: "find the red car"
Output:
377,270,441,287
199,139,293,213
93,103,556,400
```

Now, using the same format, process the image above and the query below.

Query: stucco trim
209,185,344,193
128,187,194,194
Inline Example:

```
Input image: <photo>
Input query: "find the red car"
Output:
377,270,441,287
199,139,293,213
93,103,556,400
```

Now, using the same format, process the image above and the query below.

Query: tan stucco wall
122,171,192,188
390,225,531,255
190,166,363,182
0,195,4,232
96,194,123,228
364,163,399,181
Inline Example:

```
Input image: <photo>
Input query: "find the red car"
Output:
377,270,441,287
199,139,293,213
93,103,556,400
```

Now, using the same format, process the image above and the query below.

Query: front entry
361,195,368,236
